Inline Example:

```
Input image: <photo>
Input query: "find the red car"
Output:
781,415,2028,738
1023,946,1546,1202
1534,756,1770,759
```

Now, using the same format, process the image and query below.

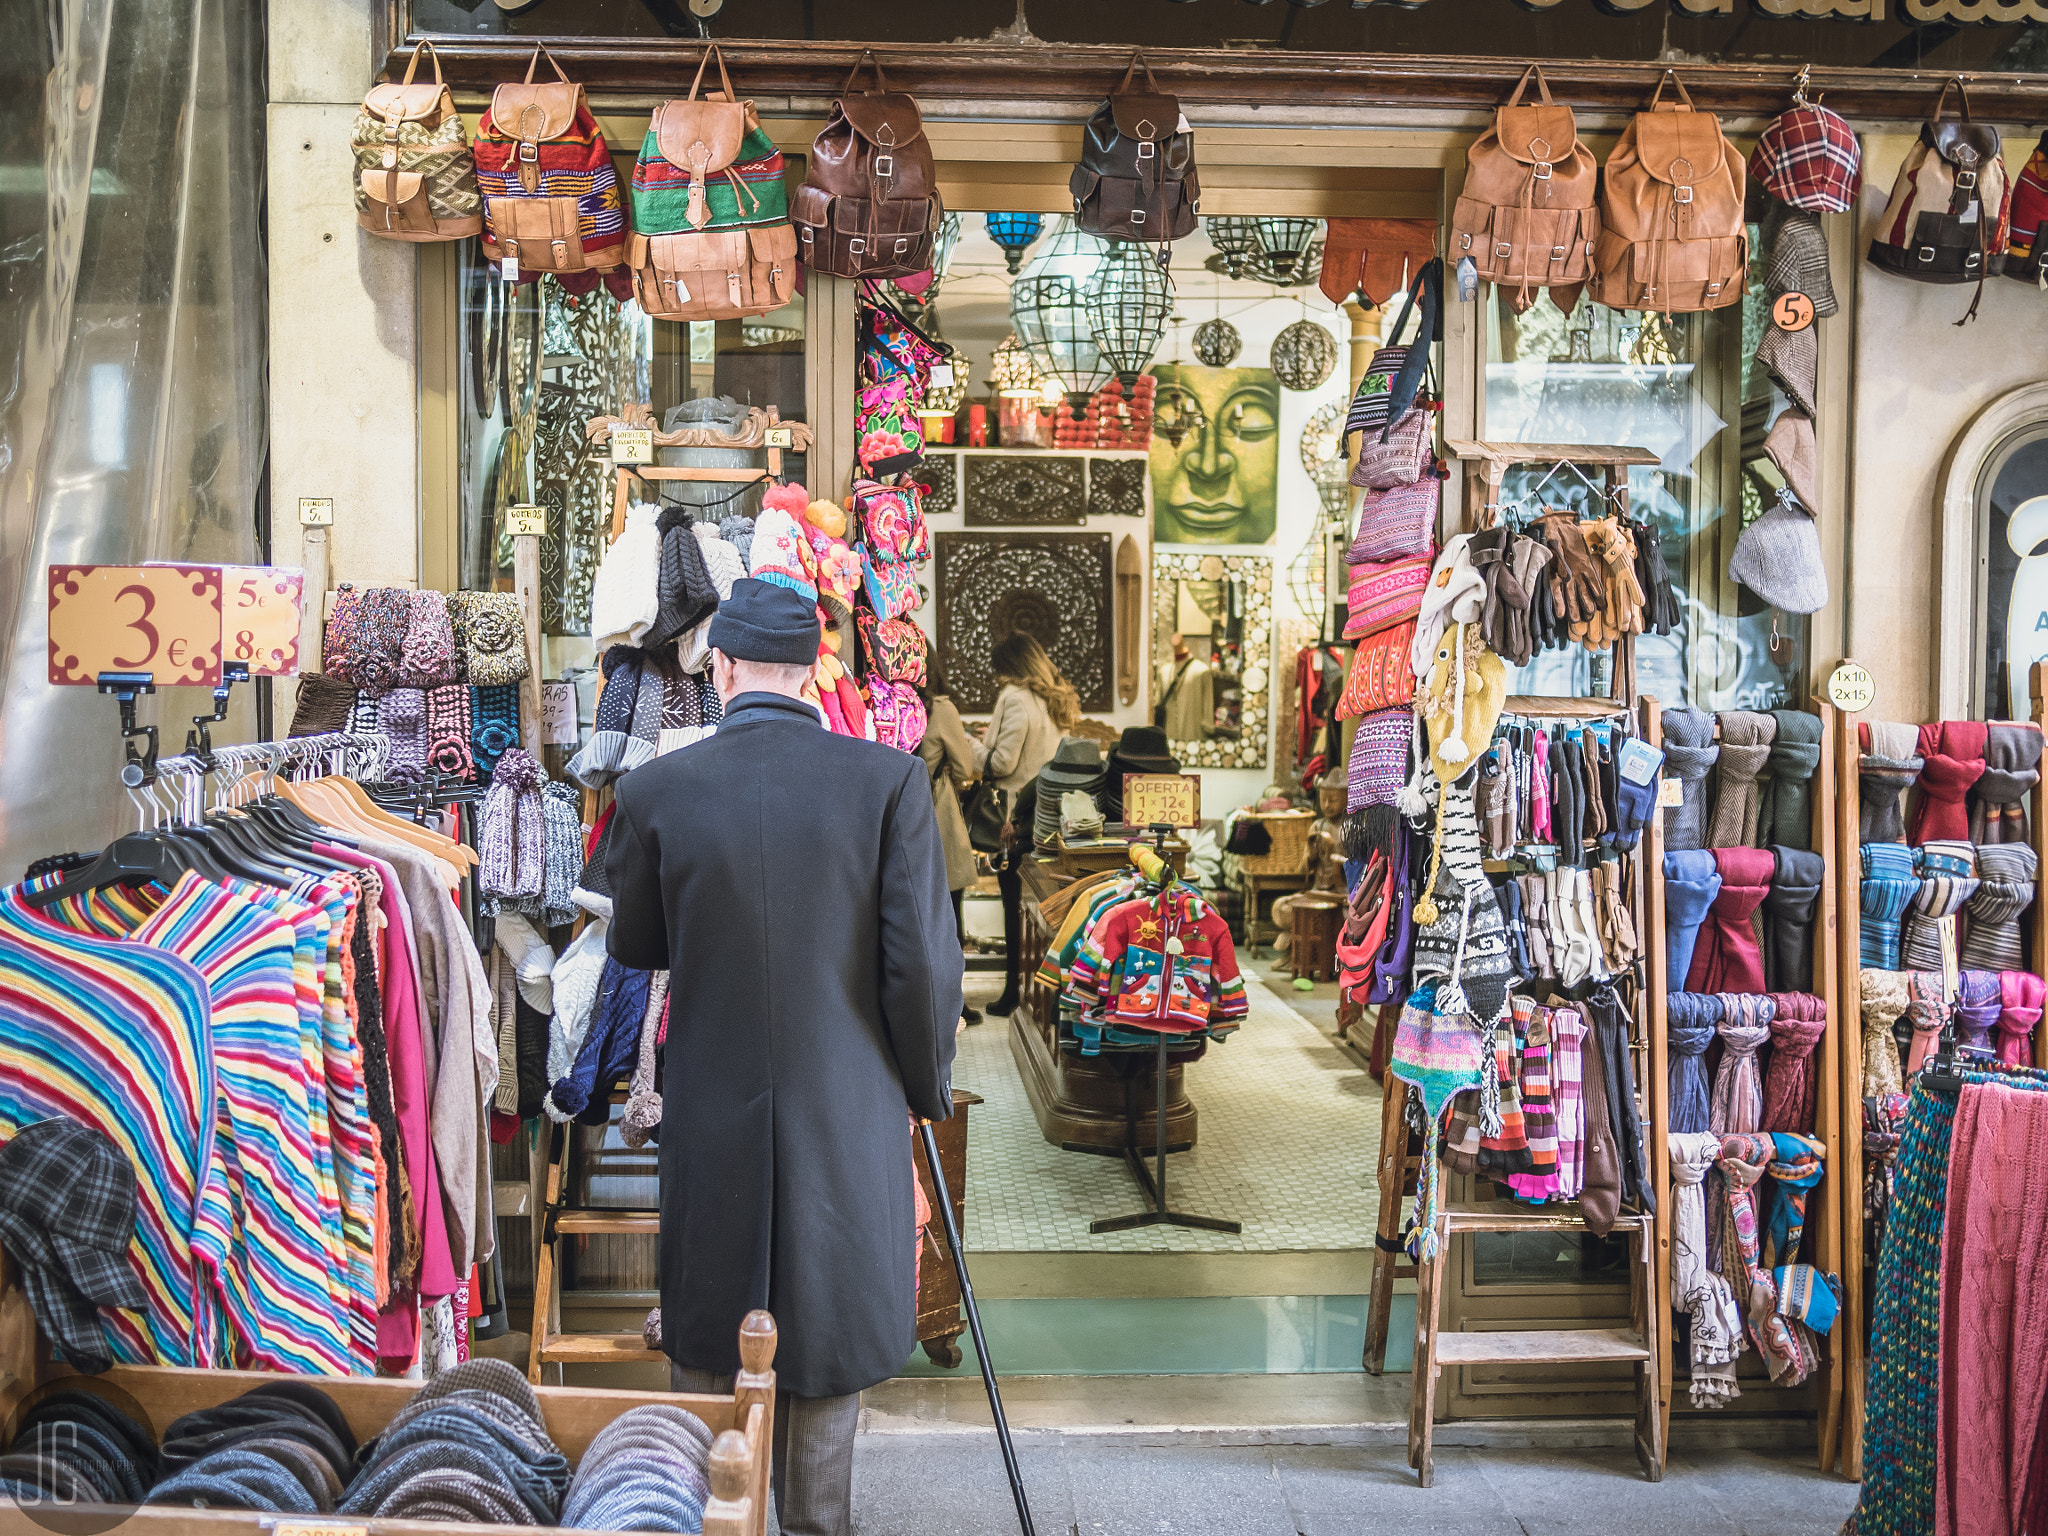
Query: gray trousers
671,1361,860,1536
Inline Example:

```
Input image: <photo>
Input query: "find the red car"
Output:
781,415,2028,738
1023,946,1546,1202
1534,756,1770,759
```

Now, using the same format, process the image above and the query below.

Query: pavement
849,1431,1859,1536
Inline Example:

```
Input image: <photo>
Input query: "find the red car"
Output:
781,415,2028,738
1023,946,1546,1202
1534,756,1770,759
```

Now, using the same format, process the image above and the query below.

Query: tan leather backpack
350,41,481,242
1451,66,1599,313
1591,72,1748,315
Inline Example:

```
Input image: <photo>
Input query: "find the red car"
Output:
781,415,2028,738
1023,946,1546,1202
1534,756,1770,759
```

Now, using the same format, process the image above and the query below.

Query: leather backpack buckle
1673,185,1694,205
1957,168,1979,190
1131,208,1147,226
503,238,521,259
873,155,894,179
1457,232,1472,251
849,236,866,255
1532,161,1553,180
1551,244,1568,261
1918,245,1937,263
1138,140,1156,160
1494,241,1513,259
1966,250,1982,269
518,142,538,163
892,237,910,254
551,240,569,264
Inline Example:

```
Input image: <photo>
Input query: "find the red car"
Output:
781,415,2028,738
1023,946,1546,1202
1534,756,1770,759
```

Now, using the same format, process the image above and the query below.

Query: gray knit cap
1730,498,1828,615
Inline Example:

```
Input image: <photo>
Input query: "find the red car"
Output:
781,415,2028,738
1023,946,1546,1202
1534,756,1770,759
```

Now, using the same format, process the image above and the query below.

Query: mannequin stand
1091,1029,1241,1234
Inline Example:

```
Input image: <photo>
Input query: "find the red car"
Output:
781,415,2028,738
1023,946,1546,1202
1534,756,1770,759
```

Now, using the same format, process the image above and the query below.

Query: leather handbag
1070,52,1199,244
350,41,481,242
961,779,1010,854
793,52,942,279
1869,77,2012,317
475,45,626,278
1590,71,1748,315
628,47,797,321
1351,405,1434,490
1347,479,1440,563
1451,65,1600,314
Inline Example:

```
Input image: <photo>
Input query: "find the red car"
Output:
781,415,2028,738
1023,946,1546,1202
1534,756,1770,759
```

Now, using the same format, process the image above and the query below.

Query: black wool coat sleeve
604,691,963,1398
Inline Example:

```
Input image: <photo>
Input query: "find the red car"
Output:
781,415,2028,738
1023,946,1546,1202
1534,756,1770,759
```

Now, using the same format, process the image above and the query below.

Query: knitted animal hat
1421,625,1506,779
1408,534,1484,680
749,506,819,605
1729,500,1828,614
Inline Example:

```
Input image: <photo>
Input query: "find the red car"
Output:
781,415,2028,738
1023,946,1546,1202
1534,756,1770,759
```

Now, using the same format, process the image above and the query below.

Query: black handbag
961,780,1010,854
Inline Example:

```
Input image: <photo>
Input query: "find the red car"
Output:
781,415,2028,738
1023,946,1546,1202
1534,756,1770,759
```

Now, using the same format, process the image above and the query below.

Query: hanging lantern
1299,399,1351,517
1011,216,1112,407
1085,241,1171,389
1203,215,1260,280
1270,317,1338,391
1253,217,1322,285
925,212,963,297
985,211,1043,275
925,343,969,416
1191,318,1241,368
991,332,1044,399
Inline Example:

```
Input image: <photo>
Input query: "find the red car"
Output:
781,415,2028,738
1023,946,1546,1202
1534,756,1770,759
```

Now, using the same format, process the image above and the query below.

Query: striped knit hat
1389,980,1483,1260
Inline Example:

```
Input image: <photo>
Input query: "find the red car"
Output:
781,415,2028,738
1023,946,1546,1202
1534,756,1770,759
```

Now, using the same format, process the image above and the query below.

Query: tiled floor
956,970,1382,1255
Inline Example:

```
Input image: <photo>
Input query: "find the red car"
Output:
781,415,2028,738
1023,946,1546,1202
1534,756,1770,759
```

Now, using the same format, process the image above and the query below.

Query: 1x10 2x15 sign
47,564,306,687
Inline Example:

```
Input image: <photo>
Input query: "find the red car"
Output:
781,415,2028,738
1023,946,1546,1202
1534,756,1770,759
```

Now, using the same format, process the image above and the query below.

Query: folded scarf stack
559,1404,715,1533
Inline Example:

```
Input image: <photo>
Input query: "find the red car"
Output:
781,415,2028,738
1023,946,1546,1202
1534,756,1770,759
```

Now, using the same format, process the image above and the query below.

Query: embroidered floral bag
854,477,930,561
1335,621,1417,718
868,678,929,752
857,611,929,684
859,543,922,620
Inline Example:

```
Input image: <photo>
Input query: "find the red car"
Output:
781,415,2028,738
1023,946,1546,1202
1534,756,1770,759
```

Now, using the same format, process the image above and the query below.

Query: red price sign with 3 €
48,564,223,686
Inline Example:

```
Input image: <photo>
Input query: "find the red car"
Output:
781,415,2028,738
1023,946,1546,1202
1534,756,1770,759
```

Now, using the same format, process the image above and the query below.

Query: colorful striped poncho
632,123,790,235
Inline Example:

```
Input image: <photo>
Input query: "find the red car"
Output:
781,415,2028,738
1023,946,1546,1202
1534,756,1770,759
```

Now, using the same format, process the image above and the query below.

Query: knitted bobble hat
398,589,459,687
288,674,357,738
377,688,429,781
748,507,819,605
479,749,547,902
567,648,644,789
719,514,756,568
646,508,721,651
590,502,664,649
540,781,583,931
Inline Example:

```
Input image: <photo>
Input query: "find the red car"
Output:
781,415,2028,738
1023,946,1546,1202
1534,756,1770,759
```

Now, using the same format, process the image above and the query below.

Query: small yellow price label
765,426,795,449
506,504,547,538
297,497,334,527
1827,660,1875,714
611,428,655,466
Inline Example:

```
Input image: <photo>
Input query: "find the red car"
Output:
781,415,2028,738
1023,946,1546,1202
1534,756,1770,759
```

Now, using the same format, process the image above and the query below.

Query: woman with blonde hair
976,631,1077,1016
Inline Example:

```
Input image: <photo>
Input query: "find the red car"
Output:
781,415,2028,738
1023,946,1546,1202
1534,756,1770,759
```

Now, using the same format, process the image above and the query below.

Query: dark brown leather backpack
1070,52,1198,244
792,52,942,280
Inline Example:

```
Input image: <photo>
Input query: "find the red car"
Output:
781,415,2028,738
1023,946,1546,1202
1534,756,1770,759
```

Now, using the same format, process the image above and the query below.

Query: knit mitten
1661,708,1720,852
1556,867,1596,987
1858,754,1923,844
1907,720,1986,846
1536,511,1605,631
1492,875,1533,979
1901,971,1947,1079
288,673,358,738
1517,873,1552,978
398,589,459,687
1687,846,1773,994
1899,839,1977,971
1954,968,2002,1058
1574,866,1609,982
1665,992,1722,1134
1960,842,2038,970
1859,970,1909,1099
1761,846,1824,992
1997,971,2045,1067
1760,992,1827,1134
472,683,521,781
1593,859,1637,971
1758,709,1822,850
1708,993,1773,1135
377,687,429,781
425,684,474,779
1707,711,1776,848
1973,721,2044,844
1859,841,1918,971
1633,519,1681,636
1663,850,1722,992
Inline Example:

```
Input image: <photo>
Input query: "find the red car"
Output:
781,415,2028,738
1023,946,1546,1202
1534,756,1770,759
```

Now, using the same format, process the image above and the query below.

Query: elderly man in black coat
606,579,963,1536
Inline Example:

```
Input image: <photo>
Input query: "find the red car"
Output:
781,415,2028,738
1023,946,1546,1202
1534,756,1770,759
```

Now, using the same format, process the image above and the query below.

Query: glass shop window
1976,426,2048,722
1481,219,1807,716
451,246,806,732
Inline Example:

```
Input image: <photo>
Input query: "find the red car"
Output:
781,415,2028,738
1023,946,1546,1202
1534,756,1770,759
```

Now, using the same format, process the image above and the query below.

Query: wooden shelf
1437,1328,1654,1367
538,1332,667,1365
554,1210,661,1235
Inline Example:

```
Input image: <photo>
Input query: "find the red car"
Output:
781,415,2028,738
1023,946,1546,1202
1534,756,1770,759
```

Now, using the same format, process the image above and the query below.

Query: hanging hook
1793,64,1813,107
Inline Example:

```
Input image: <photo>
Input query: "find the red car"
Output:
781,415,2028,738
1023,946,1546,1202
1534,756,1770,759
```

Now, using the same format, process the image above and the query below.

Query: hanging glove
1587,517,1646,645
1632,519,1681,636
1536,511,1605,633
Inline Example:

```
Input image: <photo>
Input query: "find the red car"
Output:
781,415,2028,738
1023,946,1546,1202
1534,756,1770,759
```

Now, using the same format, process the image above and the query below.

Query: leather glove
1537,511,1604,632
1588,517,1646,641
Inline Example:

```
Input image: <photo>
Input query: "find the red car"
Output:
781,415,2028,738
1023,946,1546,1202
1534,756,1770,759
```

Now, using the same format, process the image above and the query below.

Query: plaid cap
0,1120,144,1369
1749,103,1862,214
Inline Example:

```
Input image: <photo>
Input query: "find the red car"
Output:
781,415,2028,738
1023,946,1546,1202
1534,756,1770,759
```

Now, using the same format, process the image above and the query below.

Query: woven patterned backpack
1869,79,2012,319
350,41,481,243
474,45,626,289
628,46,798,321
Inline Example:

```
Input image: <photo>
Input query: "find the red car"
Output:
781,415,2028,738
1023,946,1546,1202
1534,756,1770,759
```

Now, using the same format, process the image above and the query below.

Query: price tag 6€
506,504,547,538
765,426,795,449
222,566,305,678
610,428,654,466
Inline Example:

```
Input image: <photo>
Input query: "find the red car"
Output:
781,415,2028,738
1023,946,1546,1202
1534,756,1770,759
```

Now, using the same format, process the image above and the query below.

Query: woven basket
1237,810,1314,876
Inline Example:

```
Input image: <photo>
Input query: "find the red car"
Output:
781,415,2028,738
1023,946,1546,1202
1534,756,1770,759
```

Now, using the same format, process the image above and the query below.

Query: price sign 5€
48,564,224,686
222,566,305,677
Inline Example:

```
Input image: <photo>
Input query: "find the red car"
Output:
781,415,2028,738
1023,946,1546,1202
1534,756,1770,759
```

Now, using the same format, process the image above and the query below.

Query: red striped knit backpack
474,45,628,294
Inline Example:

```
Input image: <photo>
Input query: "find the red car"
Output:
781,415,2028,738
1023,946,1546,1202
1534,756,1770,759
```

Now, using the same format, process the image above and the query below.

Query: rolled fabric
1495,876,1533,979
1666,992,1722,1135
1686,847,1775,994
1759,709,1822,850
1860,719,1919,758
1859,755,1924,844
1907,720,1986,846
1669,1130,1745,1410
1996,971,2045,1067
1953,968,2001,1058
1661,708,1720,852
1860,970,1909,1099
1760,992,1828,1133
1709,993,1774,1134
1663,850,1722,992
1859,841,1918,971
1902,970,1947,1079
1707,711,1777,848
1761,846,1824,992
1972,720,2043,844
1959,841,2037,971
1899,839,1978,972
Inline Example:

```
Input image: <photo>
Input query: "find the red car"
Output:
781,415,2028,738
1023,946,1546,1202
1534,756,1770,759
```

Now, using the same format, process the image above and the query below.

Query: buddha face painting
1148,364,1280,545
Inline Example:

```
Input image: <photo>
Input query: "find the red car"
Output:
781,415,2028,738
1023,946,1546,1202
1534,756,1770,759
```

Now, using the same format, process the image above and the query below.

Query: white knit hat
590,503,663,650
1409,534,1485,680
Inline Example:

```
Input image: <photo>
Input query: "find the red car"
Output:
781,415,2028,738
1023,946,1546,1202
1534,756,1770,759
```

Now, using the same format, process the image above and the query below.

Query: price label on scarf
541,680,579,745
1123,773,1201,829
1827,660,1875,713
222,565,305,677
610,428,654,466
47,564,224,686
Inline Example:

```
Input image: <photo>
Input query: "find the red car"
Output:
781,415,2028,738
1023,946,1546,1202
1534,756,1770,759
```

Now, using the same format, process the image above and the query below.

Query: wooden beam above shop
382,30,2048,121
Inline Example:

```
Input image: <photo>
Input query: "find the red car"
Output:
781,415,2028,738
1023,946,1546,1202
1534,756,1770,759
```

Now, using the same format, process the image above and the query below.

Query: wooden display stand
1288,895,1346,983
915,1088,984,1369
0,1248,777,1536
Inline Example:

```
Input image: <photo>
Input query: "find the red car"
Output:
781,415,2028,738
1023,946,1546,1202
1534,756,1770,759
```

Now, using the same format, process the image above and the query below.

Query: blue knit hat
707,577,819,666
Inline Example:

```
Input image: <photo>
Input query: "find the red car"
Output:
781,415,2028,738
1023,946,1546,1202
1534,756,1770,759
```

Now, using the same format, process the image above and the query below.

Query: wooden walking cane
918,1120,1037,1536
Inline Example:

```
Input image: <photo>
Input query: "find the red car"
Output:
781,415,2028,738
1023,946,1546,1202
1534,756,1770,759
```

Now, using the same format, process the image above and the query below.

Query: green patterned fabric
630,124,789,235
349,113,479,219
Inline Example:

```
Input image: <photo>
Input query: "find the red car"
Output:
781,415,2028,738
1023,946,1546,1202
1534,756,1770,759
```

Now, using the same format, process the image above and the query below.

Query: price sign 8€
222,566,305,677
48,564,223,686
